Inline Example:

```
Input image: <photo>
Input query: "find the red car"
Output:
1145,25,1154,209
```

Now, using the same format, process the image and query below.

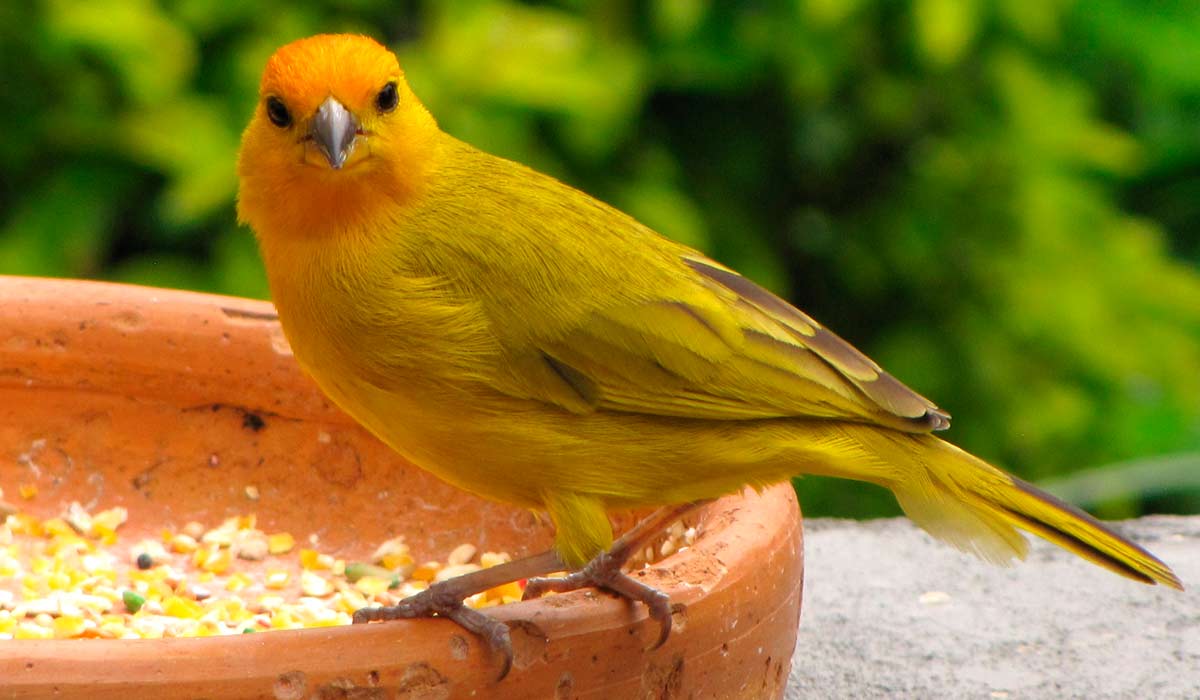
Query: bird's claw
523,552,676,650
445,605,514,680
353,587,515,680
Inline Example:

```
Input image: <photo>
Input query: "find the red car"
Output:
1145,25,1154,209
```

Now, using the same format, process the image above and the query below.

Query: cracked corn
0,494,526,640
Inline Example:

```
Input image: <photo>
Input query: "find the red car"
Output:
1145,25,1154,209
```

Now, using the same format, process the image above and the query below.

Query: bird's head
237,34,439,238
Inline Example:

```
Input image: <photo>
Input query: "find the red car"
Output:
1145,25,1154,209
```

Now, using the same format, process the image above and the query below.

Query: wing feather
500,252,949,432
423,147,948,431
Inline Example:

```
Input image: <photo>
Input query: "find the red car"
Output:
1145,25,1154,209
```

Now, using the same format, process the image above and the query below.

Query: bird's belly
279,294,798,510
314,367,800,510
305,372,508,500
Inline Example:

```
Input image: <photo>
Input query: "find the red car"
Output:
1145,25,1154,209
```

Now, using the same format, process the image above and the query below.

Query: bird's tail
821,425,1182,589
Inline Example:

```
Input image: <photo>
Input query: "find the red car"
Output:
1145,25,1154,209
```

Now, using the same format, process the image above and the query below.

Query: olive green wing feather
425,146,947,430
491,250,949,432
679,255,949,429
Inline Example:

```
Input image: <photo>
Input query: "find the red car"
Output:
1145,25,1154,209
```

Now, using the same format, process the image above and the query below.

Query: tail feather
991,476,1181,587
893,472,1030,566
843,427,1183,590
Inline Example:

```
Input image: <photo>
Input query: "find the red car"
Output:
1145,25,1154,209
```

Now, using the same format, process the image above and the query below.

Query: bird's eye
376,82,399,113
265,97,291,128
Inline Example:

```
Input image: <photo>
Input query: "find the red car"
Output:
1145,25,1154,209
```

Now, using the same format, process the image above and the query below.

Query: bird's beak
309,96,359,170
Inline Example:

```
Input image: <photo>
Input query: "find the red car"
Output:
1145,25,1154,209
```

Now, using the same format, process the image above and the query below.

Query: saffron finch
237,33,1181,675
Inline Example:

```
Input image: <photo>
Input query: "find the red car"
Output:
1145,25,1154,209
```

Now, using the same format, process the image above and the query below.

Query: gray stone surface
786,516,1199,699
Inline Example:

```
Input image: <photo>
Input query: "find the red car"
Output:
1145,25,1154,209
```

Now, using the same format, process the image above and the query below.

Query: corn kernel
12,514,42,536
43,518,74,538
200,518,239,547
371,536,408,563
293,602,341,627
271,609,296,629
332,591,367,615
163,596,203,619
299,549,334,571
90,507,128,535
132,618,165,639
411,562,440,582
18,484,38,500
148,579,175,601
480,551,511,568
301,571,333,597
267,532,295,555
354,575,391,597
299,548,320,570
381,552,414,573
93,526,118,546
264,570,290,589
15,621,53,639
53,615,89,639
486,580,524,603
98,618,132,639
200,548,232,574
215,598,251,623
256,595,285,612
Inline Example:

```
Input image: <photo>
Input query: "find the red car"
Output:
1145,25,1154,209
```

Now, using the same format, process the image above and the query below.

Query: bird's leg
353,501,708,678
353,549,564,679
522,500,710,649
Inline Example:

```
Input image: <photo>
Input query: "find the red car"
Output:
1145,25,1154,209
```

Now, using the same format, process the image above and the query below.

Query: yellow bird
237,34,1181,674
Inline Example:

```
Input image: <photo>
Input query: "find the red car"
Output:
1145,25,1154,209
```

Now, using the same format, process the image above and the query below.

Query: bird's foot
522,549,675,649
350,549,564,681
353,581,515,679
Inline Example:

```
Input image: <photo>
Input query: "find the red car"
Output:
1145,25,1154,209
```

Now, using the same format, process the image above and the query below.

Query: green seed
343,561,394,582
122,590,145,613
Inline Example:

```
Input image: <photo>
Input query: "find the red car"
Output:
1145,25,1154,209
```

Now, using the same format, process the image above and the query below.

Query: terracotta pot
0,276,803,699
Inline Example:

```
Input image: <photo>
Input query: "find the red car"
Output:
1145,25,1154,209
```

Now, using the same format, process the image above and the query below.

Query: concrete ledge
786,516,1199,699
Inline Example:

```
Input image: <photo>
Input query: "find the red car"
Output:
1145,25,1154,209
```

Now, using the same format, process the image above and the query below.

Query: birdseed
0,492,523,640
0,488,699,641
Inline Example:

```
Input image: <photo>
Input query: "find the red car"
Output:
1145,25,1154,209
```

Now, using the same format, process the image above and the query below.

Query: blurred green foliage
2,0,1198,518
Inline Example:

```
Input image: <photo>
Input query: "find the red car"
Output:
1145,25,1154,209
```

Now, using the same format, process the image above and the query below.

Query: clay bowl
0,276,803,699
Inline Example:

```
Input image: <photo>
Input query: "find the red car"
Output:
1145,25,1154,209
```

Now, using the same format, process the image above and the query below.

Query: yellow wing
489,250,948,432
414,144,948,432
